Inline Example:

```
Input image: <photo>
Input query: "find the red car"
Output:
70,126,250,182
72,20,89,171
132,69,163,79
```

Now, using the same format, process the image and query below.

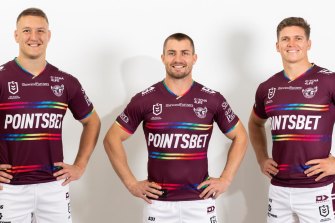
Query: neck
164,75,193,96
283,60,313,80
16,55,47,76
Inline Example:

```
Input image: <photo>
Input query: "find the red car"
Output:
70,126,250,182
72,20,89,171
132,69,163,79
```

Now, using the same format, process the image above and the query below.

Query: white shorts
143,199,218,223
0,181,71,223
267,183,335,223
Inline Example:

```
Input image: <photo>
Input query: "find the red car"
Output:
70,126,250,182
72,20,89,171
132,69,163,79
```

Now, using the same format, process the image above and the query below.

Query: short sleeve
67,79,94,120
253,83,268,119
214,94,240,134
116,95,144,134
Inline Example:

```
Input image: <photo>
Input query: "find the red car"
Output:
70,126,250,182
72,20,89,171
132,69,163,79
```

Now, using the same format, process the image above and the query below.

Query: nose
29,30,38,40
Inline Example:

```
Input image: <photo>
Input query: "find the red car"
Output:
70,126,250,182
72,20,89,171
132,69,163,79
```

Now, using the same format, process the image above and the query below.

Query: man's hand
305,155,335,181
259,158,278,179
0,164,12,190
53,162,85,186
197,177,230,199
127,180,163,204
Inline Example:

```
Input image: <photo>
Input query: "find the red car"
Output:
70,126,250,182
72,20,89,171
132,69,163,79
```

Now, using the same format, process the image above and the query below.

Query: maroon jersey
254,65,335,188
116,80,239,201
0,60,94,185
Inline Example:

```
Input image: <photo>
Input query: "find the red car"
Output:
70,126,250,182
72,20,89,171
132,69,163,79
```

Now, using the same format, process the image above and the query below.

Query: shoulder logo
120,112,129,123
201,87,216,94
268,87,276,99
302,86,317,98
8,81,19,94
142,86,155,96
153,103,162,116
318,69,333,75
0,66,5,72
51,84,64,97
194,107,208,119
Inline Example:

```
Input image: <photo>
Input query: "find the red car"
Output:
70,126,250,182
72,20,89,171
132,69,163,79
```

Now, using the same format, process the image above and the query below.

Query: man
104,33,247,223
249,17,335,223
0,8,100,222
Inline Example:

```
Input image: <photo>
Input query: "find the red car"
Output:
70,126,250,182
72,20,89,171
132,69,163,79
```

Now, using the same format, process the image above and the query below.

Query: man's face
276,26,311,64
161,39,197,79
15,15,51,60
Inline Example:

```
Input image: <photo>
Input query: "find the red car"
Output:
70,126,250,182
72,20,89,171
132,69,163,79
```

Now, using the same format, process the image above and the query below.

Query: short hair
163,33,195,54
17,8,49,24
277,17,310,40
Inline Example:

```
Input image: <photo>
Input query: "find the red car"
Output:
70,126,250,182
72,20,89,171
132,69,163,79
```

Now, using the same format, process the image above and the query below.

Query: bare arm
198,121,248,199
248,111,278,178
103,122,162,204
54,111,101,185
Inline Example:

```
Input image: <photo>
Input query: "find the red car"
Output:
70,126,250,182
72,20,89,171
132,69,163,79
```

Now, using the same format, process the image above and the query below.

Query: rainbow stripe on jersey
145,122,212,131
0,133,61,141
272,134,331,142
265,104,329,113
0,101,68,110
149,151,207,160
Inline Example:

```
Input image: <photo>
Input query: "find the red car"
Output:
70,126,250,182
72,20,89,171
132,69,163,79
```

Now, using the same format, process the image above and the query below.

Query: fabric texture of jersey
253,65,335,188
116,81,239,201
0,60,94,185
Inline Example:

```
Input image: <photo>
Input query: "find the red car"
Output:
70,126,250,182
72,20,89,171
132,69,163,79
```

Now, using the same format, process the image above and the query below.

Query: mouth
28,43,41,47
172,64,186,69
287,50,299,53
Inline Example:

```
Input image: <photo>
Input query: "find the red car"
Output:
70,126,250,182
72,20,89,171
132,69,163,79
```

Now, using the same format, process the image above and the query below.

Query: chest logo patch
194,107,208,119
8,81,19,94
302,86,318,98
153,103,162,116
51,84,64,97
268,87,276,99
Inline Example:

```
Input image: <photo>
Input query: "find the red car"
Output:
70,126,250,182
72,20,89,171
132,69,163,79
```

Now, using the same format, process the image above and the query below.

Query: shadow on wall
72,55,163,222
220,29,271,223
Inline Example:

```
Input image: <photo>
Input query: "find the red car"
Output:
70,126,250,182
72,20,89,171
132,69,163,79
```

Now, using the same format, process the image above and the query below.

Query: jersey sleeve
67,78,94,120
253,83,268,119
214,94,239,134
116,94,144,134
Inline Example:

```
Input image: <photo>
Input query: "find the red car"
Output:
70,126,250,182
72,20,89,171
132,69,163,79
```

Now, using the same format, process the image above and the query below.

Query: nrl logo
268,87,276,99
152,103,162,116
319,205,329,217
302,86,317,98
8,81,19,94
194,107,208,119
51,84,64,97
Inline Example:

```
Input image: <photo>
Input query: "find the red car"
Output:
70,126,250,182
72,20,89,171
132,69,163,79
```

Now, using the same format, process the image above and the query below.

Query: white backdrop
1,1,335,222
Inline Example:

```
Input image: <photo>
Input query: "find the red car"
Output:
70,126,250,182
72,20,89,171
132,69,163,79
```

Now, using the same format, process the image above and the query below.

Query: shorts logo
194,107,207,119
207,206,215,214
302,86,317,98
51,84,64,97
153,103,162,116
319,205,329,217
268,87,276,99
8,81,19,94
210,216,217,223
148,217,155,221
316,195,328,203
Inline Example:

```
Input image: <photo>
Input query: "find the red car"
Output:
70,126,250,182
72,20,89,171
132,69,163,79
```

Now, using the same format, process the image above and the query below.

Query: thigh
34,181,72,223
143,200,180,223
267,185,297,223
294,184,335,223
0,183,33,223
181,199,219,223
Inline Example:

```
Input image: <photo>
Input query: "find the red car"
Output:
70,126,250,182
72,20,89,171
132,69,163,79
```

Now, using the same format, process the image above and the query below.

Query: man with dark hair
0,7,100,222
104,32,247,222
249,17,335,222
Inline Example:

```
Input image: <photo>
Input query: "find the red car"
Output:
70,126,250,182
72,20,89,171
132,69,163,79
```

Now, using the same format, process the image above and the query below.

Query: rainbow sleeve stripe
0,133,61,141
145,122,212,131
0,101,68,110
81,108,95,120
149,151,207,160
272,134,331,142
115,121,133,134
265,104,329,113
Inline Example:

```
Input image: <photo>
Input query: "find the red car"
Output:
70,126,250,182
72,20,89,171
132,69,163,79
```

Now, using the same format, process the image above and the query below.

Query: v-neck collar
162,79,195,100
14,57,48,79
283,64,315,82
